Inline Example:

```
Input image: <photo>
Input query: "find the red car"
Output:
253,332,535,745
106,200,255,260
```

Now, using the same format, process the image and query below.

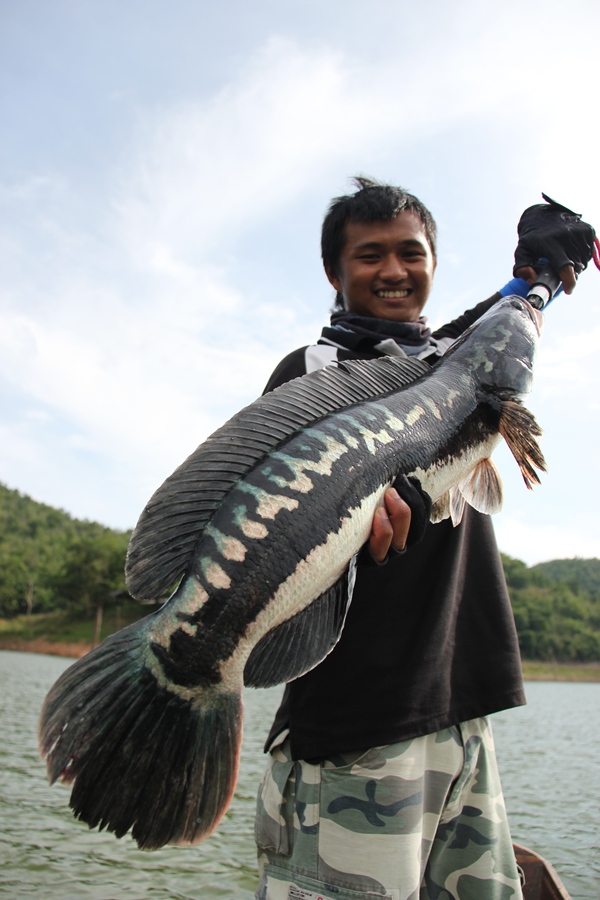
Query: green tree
502,553,600,662
532,557,600,597
0,483,132,623
53,525,130,645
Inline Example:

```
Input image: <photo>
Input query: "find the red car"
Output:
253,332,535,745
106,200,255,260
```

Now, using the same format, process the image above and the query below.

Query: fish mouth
513,297,543,336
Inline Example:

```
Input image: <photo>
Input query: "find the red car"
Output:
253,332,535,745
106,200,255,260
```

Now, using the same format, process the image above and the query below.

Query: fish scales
151,382,474,692
39,296,545,850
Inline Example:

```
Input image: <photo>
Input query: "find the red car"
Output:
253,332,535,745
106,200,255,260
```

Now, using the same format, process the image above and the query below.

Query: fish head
442,296,543,399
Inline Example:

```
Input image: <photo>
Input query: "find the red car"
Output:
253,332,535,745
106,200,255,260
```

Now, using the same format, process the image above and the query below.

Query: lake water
0,650,598,899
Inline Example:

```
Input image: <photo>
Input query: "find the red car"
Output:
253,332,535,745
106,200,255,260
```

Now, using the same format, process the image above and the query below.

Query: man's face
326,211,436,322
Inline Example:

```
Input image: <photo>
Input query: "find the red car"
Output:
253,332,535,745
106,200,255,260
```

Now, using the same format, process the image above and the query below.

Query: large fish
39,295,545,850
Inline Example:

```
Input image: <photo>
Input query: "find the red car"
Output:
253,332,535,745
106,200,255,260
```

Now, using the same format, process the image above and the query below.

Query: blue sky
1,0,599,565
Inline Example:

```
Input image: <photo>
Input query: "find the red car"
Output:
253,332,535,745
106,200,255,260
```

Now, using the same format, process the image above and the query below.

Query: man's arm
434,197,596,342
432,293,501,343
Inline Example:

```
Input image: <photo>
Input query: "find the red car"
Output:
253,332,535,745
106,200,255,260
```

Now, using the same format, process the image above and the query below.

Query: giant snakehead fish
39,295,546,850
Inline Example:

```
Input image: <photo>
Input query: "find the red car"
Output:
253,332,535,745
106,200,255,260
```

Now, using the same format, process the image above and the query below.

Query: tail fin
38,617,243,850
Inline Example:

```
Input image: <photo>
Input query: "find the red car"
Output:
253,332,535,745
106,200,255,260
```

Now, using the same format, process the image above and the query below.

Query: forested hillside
1,482,599,662
532,558,600,598
502,554,600,661
0,482,130,621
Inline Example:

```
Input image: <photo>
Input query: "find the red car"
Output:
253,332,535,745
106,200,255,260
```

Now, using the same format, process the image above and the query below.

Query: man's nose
380,255,408,280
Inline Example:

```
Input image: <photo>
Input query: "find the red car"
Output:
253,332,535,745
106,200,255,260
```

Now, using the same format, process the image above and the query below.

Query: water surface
1,652,598,898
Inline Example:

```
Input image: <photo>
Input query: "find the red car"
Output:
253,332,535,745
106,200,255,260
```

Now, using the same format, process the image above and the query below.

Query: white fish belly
222,482,389,683
412,433,502,501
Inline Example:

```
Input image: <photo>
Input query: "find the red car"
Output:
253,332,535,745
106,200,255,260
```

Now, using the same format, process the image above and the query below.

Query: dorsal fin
126,355,430,599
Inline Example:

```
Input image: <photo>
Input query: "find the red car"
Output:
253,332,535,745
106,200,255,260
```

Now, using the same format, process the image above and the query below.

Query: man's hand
515,263,577,295
514,194,596,296
368,476,432,563
369,487,411,563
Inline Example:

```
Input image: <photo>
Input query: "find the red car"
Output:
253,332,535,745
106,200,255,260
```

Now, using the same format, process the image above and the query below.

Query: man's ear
325,265,342,294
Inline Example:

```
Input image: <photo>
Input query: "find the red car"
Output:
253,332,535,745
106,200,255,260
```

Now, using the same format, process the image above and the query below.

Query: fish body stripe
146,364,495,689
143,299,542,691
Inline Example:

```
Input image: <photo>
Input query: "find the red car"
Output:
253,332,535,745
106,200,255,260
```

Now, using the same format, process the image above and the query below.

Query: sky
1,0,599,566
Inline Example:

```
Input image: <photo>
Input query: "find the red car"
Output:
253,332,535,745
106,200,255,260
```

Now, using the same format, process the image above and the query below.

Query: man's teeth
376,290,409,298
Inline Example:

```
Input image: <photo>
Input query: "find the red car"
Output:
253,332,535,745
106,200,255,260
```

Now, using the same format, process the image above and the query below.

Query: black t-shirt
263,294,525,760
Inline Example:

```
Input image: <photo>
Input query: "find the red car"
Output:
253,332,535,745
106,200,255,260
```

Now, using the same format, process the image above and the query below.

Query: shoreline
0,638,92,658
2,639,600,681
520,660,600,682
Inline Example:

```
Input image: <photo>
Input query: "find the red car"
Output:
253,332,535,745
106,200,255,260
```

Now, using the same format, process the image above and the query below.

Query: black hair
321,176,437,309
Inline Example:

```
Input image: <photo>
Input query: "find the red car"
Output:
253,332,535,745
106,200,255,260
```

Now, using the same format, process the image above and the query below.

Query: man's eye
358,253,379,261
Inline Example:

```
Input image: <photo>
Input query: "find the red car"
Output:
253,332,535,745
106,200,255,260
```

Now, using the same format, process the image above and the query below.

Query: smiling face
326,211,436,322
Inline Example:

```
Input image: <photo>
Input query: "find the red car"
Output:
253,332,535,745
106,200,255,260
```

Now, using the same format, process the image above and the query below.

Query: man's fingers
369,506,393,563
384,487,411,551
514,265,537,285
368,488,412,563
558,263,576,294
515,263,576,295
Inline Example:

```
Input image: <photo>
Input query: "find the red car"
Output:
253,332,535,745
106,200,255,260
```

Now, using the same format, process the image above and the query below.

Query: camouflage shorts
255,718,523,900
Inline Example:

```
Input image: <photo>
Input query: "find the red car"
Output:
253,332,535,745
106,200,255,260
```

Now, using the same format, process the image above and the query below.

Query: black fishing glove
513,193,596,277
361,475,432,567
391,474,432,550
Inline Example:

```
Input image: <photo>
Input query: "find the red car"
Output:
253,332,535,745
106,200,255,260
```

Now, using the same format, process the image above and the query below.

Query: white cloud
114,22,600,276
112,38,353,267
2,7,600,537
495,515,600,567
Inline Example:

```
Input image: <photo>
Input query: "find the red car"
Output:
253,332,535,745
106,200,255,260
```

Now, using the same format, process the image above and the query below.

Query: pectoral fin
449,487,467,526
499,399,546,489
430,456,504,527
456,457,504,516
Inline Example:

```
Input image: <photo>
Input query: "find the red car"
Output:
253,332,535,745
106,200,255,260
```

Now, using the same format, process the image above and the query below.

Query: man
254,179,595,900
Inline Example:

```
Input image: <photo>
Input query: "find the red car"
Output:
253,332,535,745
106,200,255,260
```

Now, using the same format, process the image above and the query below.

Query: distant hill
502,554,600,662
532,558,600,598
0,482,130,619
1,482,599,662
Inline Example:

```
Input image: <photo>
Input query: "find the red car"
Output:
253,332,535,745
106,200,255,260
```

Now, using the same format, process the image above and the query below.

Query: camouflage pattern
255,718,523,900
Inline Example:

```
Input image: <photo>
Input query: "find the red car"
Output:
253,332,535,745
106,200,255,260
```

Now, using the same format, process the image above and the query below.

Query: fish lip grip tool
528,235,600,309
527,263,560,310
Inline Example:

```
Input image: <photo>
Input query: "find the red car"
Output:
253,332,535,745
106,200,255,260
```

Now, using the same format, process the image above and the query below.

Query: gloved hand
392,474,432,548
513,194,596,292
366,475,432,565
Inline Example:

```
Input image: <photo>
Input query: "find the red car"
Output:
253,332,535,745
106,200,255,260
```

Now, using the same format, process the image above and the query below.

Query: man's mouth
375,289,410,299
